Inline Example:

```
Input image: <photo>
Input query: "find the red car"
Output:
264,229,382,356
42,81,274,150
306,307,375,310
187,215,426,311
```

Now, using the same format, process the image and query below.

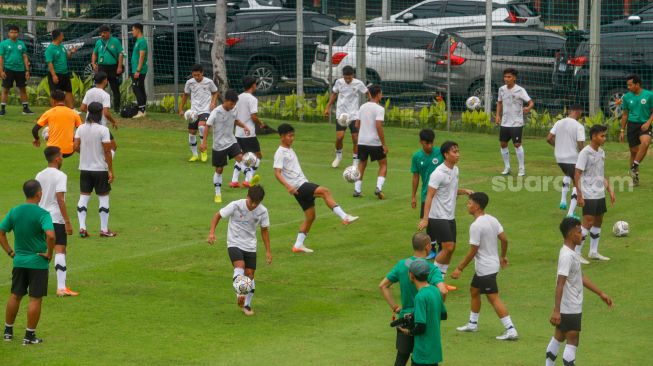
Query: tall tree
211,0,228,95
45,0,61,32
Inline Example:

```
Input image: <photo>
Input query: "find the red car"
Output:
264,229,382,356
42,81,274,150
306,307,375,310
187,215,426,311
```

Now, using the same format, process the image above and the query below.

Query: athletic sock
332,205,347,220
54,253,67,290
139,105,146,113
244,280,255,307
232,267,244,281
22,102,28,110
1,103,6,111
376,176,386,191
198,125,205,141
500,147,510,169
577,226,589,255
589,226,601,254
562,344,577,366
500,315,515,330
25,328,35,339
5,323,13,335
561,176,571,205
469,311,479,327
354,180,362,193
568,187,578,216
515,146,525,169
232,162,243,183
294,232,307,249
213,172,222,195
545,337,561,366
111,150,116,159
98,195,110,232
335,149,342,159
243,167,252,182
189,134,198,156
632,161,640,170
352,154,359,167
246,158,259,182
77,195,90,230
435,262,448,277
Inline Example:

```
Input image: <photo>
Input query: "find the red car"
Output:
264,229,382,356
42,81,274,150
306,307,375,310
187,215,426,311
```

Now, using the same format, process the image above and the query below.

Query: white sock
577,226,589,254
77,195,90,230
561,176,571,204
562,344,577,366
189,134,198,156
245,158,259,182
469,311,479,326
232,162,243,183
354,180,362,193
589,226,601,254
515,146,525,169
545,337,561,366
98,195,110,232
198,125,205,141
568,187,578,216
54,253,66,290
376,176,386,191
500,315,515,330
335,149,342,159
435,262,448,277
213,172,222,195
232,267,244,281
111,150,116,159
294,232,307,249
352,154,359,167
500,147,510,169
332,205,347,220
244,280,255,307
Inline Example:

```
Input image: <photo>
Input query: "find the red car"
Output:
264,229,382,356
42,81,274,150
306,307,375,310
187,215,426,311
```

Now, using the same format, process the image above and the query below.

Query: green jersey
93,37,123,65
386,257,443,318
0,204,53,270
411,148,443,203
623,89,653,124
131,37,148,74
45,43,69,74
0,39,27,72
412,285,445,365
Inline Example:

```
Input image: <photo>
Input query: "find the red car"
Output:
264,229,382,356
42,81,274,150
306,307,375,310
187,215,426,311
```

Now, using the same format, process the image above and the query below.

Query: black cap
87,102,103,123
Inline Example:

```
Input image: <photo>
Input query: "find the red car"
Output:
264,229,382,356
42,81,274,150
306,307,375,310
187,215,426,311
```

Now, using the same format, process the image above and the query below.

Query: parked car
601,3,653,33
228,0,285,10
423,26,565,106
372,0,541,28
198,9,342,94
312,23,439,91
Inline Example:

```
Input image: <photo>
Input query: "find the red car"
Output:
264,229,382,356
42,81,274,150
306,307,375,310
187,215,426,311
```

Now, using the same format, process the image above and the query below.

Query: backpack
120,104,139,118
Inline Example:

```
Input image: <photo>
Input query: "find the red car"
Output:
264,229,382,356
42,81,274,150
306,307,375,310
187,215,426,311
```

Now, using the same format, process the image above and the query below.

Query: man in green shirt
92,25,124,112
131,23,148,118
379,233,447,366
45,29,77,108
620,74,653,187
0,24,33,116
1,180,55,345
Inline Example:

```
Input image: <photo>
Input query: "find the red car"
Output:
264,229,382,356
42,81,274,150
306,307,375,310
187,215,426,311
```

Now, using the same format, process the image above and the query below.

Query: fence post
143,0,155,103
191,0,200,64
27,0,37,35
589,0,601,115
328,28,333,124
578,0,588,30
173,0,179,113
296,0,304,115
121,0,129,83
382,0,390,21
483,0,493,115
355,0,366,85
446,35,451,132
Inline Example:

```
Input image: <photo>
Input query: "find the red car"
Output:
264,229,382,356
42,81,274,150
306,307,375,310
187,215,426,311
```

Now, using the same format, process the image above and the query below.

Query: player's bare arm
274,168,297,195
418,187,437,230
104,108,118,129
574,168,584,206
582,275,613,308
56,192,73,235
550,275,567,326
234,119,250,135
207,212,223,244
324,92,337,116
498,232,509,268
376,120,388,154
619,110,628,143
451,245,479,279
378,278,400,313
411,173,420,209
210,91,219,111
251,113,264,128
495,101,503,125
261,226,272,264
546,133,556,146
178,93,189,117
103,141,114,183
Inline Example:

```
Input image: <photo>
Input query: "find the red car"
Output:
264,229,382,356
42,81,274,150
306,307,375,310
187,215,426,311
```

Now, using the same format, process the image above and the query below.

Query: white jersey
333,78,368,121
357,102,385,146
575,145,605,199
184,77,218,114
75,122,111,171
469,214,504,276
206,105,237,151
557,244,583,314
235,92,258,138
428,163,459,220
550,117,585,164
498,84,531,127
219,199,270,252
273,146,308,189
35,167,67,225
82,87,111,127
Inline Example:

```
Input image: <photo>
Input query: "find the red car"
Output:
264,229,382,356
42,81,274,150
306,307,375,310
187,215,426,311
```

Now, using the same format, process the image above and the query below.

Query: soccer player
81,72,119,157
73,102,116,238
35,146,78,297
379,232,447,366
0,24,33,115
200,90,251,203
273,123,358,253
31,90,82,157
574,125,615,262
131,23,148,118
354,84,388,199
180,63,219,162
451,192,518,341
545,217,613,366
1,179,55,345
495,68,534,177
323,65,370,168
45,29,77,108
207,185,271,316
232,76,266,187
547,104,585,217
619,74,653,187
91,25,124,112
418,141,473,291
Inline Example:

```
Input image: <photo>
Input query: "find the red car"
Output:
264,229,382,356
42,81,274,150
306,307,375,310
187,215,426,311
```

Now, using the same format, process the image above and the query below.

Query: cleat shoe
4,330,12,341
243,306,254,316
249,174,261,186
518,168,526,177
353,191,362,198
501,167,511,175
342,215,359,225
0,110,5,116
456,324,479,332
200,150,208,162
588,252,610,261
426,250,436,260
579,256,590,265
496,328,519,341
374,188,385,200
229,182,240,188
79,229,89,238
243,181,251,188
214,194,222,203
292,245,314,253
188,155,200,162
237,295,245,308
331,156,342,168
22,107,35,115
100,230,117,238
445,283,458,291
56,288,79,297
559,202,568,210
22,336,43,345
133,111,146,119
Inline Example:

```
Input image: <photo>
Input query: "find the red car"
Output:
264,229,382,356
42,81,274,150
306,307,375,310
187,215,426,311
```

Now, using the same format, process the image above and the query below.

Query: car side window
538,36,565,58
444,1,484,17
271,17,297,35
367,31,406,48
408,2,444,19
308,16,341,34
408,31,437,50
494,35,541,57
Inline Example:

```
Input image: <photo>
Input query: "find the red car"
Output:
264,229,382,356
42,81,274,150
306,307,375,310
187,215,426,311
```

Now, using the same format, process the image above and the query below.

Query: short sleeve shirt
427,164,459,220
273,146,308,189
131,37,148,74
35,167,68,225
36,105,82,155
219,199,270,252
0,39,27,72
184,77,218,115
206,105,238,151
0,204,54,270
469,214,504,276
45,43,69,74
235,92,259,138
575,145,605,199
550,117,585,164
93,37,123,65
557,245,583,314
75,123,111,171
622,89,653,124
82,87,112,127
412,285,445,365
411,148,443,203
357,102,385,146
385,257,443,318
498,84,531,127
333,78,368,121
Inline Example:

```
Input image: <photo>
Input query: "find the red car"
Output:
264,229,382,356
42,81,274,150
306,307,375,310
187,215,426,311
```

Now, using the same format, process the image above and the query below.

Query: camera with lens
390,313,414,328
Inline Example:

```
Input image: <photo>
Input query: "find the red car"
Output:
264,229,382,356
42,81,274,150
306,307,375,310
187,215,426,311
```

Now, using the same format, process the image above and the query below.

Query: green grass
0,105,651,365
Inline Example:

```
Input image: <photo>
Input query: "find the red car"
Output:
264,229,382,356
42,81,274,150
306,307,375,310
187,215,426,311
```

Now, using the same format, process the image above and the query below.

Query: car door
366,31,406,82
437,0,485,27
404,30,439,83
306,14,341,75
492,34,545,96
269,15,298,78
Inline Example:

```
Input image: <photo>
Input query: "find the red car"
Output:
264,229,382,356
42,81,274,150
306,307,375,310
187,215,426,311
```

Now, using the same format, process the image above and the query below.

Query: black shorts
336,120,359,133
557,313,582,332
2,69,27,88
11,267,48,298
212,143,242,167
188,113,210,130
80,170,112,195
396,328,414,354
582,198,607,216
427,219,457,244
471,272,499,294
48,73,73,93
558,163,576,179
358,145,386,162
295,182,319,211
227,247,257,270
499,126,523,144
627,122,653,148
53,223,68,246
236,137,261,154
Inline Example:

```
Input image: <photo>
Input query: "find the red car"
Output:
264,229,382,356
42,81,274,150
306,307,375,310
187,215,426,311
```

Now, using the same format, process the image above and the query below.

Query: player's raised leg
354,158,367,197
375,156,387,200
333,130,345,168
314,186,358,224
292,207,315,253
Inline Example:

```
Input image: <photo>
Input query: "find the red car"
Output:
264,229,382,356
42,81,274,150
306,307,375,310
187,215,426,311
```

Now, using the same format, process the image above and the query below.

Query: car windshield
255,0,282,6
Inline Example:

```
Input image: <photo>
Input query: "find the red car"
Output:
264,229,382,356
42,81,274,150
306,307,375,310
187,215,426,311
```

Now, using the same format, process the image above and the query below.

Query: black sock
4,324,12,334
22,102,28,108
25,329,35,338
632,162,640,170
1,103,6,111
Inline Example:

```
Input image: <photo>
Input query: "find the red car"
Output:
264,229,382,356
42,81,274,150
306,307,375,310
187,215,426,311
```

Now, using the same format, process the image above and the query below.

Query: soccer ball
612,221,629,237
233,275,253,295
242,152,258,167
337,113,350,127
184,109,197,122
465,96,482,110
342,165,360,183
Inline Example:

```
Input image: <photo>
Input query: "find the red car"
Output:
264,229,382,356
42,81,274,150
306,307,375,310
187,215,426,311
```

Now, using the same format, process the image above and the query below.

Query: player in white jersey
547,104,585,217
200,90,251,203
232,76,266,187
495,68,534,177
324,66,370,168
35,146,78,297
207,185,271,316
544,217,613,366
179,64,219,162
80,71,118,157
451,192,517,341
354,84,388,199
574,125,615,262
273,123,358,253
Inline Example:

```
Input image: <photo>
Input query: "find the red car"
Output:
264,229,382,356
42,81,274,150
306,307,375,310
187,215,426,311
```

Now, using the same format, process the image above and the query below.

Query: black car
601,3,653,33
199,9,342,94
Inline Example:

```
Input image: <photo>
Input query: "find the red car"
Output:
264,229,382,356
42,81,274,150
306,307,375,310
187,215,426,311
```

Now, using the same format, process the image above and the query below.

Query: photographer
379,233,447,366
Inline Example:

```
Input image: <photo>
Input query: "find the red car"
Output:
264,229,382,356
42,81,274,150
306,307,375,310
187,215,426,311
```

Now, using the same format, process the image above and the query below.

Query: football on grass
342,165,360,183
233,275,253,295
613,221,629,237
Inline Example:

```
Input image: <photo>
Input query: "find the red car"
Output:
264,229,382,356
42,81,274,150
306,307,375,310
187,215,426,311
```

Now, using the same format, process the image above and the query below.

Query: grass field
1,105,652,365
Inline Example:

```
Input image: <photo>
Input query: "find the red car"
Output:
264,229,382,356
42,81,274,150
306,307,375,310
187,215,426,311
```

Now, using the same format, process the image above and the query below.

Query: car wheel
604,88,625,118
247,62,278,95
366,69,381,86
468,80,496,109
82,63,94,80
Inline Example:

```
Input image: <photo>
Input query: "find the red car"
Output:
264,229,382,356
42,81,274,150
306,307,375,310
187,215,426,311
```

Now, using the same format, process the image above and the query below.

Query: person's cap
408,259,430,280
87,102,103,123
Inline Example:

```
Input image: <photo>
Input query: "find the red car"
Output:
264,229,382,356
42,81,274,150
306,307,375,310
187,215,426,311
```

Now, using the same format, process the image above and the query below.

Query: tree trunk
45,0,61,32
212,0,229,95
